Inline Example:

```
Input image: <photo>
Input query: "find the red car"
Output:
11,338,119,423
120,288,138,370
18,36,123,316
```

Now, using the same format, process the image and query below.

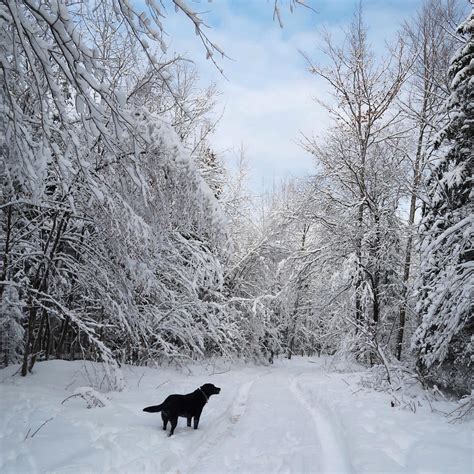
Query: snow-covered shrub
62,387,109,409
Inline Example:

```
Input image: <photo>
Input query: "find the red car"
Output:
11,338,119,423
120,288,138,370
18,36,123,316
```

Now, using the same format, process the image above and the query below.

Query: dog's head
200,383,221,398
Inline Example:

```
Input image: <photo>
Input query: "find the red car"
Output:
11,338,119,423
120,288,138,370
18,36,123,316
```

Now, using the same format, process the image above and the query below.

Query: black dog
143,383,221,436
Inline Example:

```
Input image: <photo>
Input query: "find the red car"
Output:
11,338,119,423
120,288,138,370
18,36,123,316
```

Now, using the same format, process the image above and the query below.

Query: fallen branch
24,417,54,440
137,371,146,388
447,397,473,423
155,380,170,390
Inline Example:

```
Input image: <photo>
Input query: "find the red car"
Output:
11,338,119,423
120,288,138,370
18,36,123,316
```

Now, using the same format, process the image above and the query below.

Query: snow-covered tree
395,0,465,360
301,5,410,365
223,184,291,360
0,285,24,366
412,10,473,394
0,0,238,380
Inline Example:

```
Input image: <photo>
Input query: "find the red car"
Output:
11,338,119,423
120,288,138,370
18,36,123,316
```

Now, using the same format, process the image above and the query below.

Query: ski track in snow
175,378,258,474
289,374,354,474
185,368,351,474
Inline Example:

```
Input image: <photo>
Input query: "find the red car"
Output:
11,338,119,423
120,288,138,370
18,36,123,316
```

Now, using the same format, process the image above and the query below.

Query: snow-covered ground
0,357,472,473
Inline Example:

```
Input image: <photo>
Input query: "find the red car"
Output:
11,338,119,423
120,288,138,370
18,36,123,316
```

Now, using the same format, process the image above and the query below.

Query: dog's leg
193,407,203,429
187,417,192,427
169,417,178,436
161,412,168,431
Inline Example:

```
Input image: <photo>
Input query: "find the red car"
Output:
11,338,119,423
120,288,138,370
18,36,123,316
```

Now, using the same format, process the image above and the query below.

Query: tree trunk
21,302,37,376
44,312,52,360
396,123,425,360
29,307,48,371
0,203,13,300
354,203,364,327
56,316,70,359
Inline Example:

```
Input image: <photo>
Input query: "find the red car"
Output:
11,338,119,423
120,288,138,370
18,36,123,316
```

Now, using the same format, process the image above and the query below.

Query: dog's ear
200,383,221,396
200,383,212,394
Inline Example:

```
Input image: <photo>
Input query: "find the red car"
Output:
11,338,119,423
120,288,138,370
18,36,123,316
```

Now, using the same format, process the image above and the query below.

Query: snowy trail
1,358,472,474
290,376,354,473
174,379,257,473
186,369,351,474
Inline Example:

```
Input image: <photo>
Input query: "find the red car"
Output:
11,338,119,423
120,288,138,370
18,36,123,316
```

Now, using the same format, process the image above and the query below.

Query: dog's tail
143,404,163,413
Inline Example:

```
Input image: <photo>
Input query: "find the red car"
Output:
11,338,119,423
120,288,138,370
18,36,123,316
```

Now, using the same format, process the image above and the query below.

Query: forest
0,0,472,407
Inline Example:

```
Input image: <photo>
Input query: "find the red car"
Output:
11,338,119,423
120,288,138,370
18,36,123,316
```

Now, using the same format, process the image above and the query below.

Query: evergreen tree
413,10,473,394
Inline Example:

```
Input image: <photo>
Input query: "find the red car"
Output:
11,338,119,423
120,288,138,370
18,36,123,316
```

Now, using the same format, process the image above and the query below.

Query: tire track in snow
290,376,354,474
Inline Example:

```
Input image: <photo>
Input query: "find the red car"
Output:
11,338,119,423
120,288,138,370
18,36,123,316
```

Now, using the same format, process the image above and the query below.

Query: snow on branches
412,9,473,394
0,1,236,380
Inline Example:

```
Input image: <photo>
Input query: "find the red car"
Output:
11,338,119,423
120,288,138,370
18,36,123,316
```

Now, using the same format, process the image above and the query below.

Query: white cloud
158,0,421,191
161,3,328,191
213,77,329,190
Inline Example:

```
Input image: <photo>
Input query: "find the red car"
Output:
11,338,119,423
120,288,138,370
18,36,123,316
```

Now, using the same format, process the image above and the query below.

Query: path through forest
0,358,471,473
180,369,352,473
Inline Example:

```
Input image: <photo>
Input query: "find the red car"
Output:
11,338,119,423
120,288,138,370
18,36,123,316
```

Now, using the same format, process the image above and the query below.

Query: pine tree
413,10,473,394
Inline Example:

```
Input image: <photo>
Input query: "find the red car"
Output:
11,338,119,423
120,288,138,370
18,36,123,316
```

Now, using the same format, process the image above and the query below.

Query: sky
162,0,425,192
